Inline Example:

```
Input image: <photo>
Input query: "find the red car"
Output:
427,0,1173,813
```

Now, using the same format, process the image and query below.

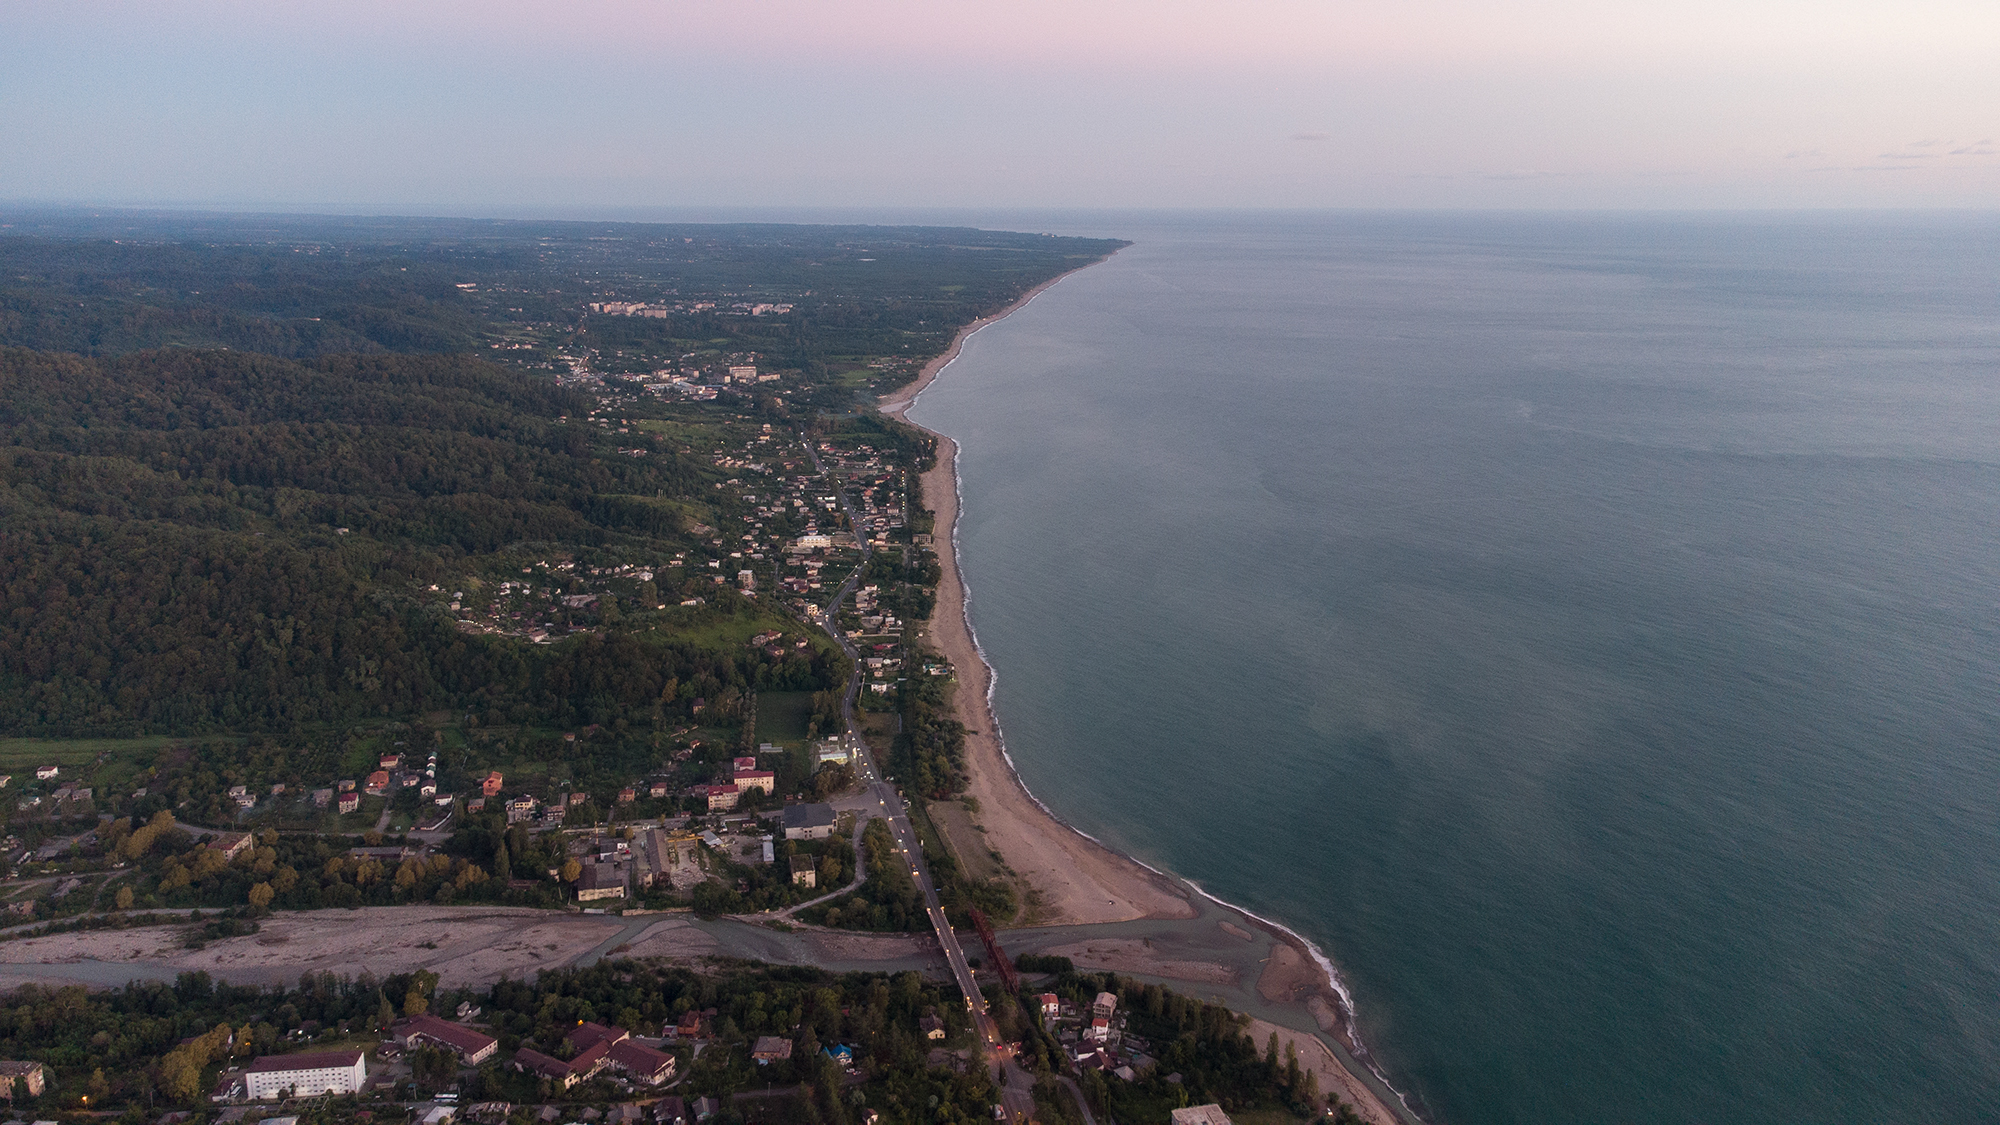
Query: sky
2,0,1995,212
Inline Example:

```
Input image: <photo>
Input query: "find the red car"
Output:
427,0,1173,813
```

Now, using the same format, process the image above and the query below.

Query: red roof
245,1049,364,1073
732,770,774,781
608,1039,674,1079
392,1014,497,1057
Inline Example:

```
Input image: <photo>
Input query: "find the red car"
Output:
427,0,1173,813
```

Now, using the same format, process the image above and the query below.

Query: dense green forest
0,346,833,735
0,212,1124,742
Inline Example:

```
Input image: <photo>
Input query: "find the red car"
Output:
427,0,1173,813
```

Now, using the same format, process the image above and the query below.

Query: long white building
243,1049,367,1099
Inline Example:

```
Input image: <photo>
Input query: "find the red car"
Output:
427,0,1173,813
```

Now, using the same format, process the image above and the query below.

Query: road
799,435,1009,1063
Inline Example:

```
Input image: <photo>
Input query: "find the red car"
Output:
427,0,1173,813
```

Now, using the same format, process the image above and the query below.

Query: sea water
906,213,2000,1125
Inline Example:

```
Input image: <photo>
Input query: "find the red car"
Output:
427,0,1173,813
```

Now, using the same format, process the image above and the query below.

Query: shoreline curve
877,254,1424,1125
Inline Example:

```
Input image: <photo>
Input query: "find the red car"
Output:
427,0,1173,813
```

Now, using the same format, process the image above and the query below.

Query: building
813,738,854,765
1037,994,1060,1019
566,1022,628,1053
1093,991,1118,1020
510,1048,580,1089
698,784,740,812
210,832,254,860
750,1037,792,1064
1169,1107,1235,1125
0,1060,46,1098
242,1049,367,1100
781,803,837,841
731,770,775,795
365,770,391,795
1087,1018,1110,1043
482,771,504,798
338,792,361,815
577,859,628,901
389,1014,498,1064
505,798,539,824
606,1040,675,1085
919,1016,945,1041
33,766,57,780
789,854,817,888
733,756,759,773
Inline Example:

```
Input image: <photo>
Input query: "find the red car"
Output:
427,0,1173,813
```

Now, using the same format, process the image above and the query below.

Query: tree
114,886,134,910
561,859,582,883
248,882,274,909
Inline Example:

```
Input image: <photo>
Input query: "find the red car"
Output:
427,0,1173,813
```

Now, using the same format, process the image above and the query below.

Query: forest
0,346,836,736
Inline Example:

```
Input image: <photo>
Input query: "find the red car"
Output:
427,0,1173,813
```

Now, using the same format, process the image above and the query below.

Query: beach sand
881,266,1414,1125
882,270,1195,929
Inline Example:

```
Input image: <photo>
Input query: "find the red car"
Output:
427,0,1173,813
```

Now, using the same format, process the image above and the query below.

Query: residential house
919,1016,945,1041
731,770,774,795
337,792,361,815
389,1014,498,1064
1169,1107,1235,1125
482,771,504,798
789,854,817,888
750,1037,792,1064
0,1060,46,1098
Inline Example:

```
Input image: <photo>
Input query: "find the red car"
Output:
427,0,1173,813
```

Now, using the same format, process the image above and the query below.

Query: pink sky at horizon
3,1,1995,211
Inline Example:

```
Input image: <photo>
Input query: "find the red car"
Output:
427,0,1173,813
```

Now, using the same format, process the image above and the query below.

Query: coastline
878,260,1418,1125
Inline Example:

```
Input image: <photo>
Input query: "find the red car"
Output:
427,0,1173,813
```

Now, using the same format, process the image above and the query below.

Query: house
675,1010,707,1039
33,766,57,781
1093,991,1118,1020
733,756,758,773
813,739,853,765
618,788,636,804
337,792,361,815
919,1015,946,1041
750,1036,792,1064
505,798,539,824
821,1044,854,1067
312,789,334,808
379,754,402,770
648,781,670,799
0,1060,46,1097
389,1014,498,1064
781,803,837,840
510,1048,579,1089
210,832,254,860
653,1096,688,1125
482,771,504,798
731,770,774,795
365,771,391,795
1169,1107,1235,1125
566,1022,628,1053
1037,994,1060,1019
698,784,739,812
606,1040,676,1085
789,854,817,888
242,1049,367,1099
1087,1018,1109,1043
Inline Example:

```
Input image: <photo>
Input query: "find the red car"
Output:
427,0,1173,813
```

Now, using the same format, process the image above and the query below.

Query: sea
904,213,2000,1125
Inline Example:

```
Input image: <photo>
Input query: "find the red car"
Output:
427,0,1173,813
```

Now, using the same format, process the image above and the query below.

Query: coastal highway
801,435,1005,1055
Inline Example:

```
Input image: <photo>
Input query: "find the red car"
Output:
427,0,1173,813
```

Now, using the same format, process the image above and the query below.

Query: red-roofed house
390,1014,498,1064
607,1040,676,1085
731,770,774,795
482,771,504,797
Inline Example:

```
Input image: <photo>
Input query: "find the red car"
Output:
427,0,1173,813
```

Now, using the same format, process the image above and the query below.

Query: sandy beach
879,263,1412,1125
881,264,1195,929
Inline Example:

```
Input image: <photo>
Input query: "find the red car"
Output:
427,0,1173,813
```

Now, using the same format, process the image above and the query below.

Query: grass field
755,691,814,745
0,737,183,770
